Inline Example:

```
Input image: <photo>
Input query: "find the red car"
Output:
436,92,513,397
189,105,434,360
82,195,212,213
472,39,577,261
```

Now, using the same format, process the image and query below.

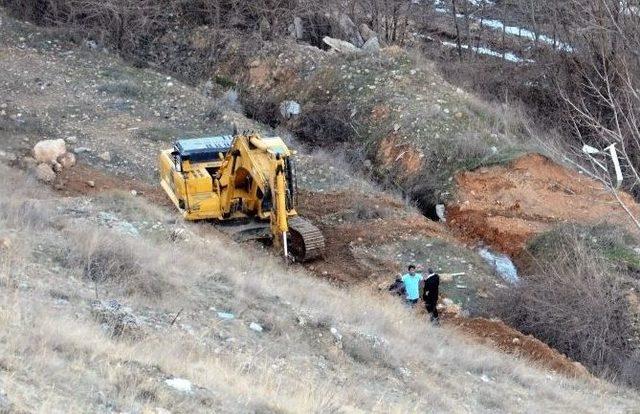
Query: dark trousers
425,301,438,320
406,298,418,307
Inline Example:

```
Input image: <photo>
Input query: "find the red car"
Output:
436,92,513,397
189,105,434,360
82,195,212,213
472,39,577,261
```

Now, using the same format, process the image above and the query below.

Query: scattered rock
90,299,141,338
293,16,305,40
35,163,56,182
165,378,193,394
337,14,364,47
98,151,112,162
217,312,235,320
51,161,63,172
249,322,263,332
0,237,11,250
33,138,66,164
435,204,446,222
330,327,342,341
74,147,91,154
512,337,521,345
86,180,95,188
130,190,138,196
279,100,301,119
323,36,361,54
359,23,377,42
65,135,78,144
57,152,76,169
362,36,380,53
84,39,98,49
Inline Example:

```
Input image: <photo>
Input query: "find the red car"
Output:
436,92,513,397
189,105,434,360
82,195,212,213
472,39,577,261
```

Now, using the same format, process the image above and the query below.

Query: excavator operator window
261,187,273,212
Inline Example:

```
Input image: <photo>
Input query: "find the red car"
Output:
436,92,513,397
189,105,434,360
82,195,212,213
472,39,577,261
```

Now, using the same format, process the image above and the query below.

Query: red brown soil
446,315,591,379
448,153,640,256
376,134,424,179
53,164,171,207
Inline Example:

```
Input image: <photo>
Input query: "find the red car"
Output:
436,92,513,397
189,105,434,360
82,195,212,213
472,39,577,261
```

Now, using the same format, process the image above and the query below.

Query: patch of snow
441,41,533,63
165,378,193,394
433,6,574,53
478,248,519,284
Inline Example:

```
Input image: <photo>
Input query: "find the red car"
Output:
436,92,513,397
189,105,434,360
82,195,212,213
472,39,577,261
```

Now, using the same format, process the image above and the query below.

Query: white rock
279,100,301,119
57,152,76,169
435,204,446,222
0,237,11,250
74,147,91,154
35,163,56,182
249,322,263,332
98,151,111,162
217,312,235,320
323,36,361,54
165,378,192,394
330,327,342,341
65,136,78,144
33,139,66,164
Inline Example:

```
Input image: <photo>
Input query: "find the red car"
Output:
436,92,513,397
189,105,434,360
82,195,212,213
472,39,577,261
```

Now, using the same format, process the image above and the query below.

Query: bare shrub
489,223,640,386
63,230,173,299
289,102,354,147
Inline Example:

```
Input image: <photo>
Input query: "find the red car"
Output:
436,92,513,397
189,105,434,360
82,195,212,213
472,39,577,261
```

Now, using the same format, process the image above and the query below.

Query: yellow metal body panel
158,134,298,224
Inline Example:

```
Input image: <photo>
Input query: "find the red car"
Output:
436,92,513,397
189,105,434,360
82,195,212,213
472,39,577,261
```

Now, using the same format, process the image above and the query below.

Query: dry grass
1,165,639,412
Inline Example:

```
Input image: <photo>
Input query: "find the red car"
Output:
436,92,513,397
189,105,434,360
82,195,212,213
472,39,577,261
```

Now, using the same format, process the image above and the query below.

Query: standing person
423,268,440,323
401,265,423,307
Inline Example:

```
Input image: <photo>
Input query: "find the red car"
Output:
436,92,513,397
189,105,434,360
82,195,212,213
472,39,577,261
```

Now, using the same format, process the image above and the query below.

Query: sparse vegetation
1,165,639,411
489,223,640,387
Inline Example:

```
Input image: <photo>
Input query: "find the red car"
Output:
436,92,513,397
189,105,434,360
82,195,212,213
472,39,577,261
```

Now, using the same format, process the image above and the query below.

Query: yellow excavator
158,132,324,262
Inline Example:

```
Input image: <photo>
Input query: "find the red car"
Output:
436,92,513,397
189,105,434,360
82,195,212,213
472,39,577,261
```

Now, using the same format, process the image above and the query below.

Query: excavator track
288,217,325,262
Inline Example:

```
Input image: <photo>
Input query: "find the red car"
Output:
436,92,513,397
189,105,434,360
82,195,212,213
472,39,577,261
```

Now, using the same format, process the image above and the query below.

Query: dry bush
60,229,176,300
489,223,640,386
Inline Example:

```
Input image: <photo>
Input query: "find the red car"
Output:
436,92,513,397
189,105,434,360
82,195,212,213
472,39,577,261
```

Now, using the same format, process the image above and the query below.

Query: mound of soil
447,316,591,378
448,154,640,256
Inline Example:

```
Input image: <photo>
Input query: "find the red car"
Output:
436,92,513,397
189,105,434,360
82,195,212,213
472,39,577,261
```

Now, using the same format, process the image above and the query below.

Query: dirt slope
448,154,640,256
0,9,624,392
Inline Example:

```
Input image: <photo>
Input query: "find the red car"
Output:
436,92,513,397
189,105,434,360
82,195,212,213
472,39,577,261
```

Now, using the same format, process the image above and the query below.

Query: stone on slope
338,14,364,47
35,163,56,182
359,23,378,42
362,36,380,53
57,151,76,169
33,138,66,164
323,36,361,54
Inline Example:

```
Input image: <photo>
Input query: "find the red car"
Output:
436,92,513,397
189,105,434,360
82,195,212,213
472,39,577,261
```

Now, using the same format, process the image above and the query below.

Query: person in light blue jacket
401,264,423,307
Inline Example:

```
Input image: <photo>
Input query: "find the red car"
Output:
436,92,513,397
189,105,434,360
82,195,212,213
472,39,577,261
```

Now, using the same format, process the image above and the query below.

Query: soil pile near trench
448,153,640,256
447,316,591,379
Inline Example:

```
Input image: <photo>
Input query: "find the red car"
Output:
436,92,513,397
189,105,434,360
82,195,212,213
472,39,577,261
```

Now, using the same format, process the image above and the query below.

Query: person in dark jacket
423,268,440,323
388,276,405,297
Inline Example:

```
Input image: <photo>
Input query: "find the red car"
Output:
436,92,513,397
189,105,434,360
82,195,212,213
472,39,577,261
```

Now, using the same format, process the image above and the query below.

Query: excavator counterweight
158,132,324,262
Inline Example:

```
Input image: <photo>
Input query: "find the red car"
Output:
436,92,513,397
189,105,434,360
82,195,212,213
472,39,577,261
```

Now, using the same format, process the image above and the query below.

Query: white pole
605,144,623,189
283,231,288,261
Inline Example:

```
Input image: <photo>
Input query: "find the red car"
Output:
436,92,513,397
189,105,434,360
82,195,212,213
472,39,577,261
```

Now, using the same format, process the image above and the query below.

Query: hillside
2,6,640,413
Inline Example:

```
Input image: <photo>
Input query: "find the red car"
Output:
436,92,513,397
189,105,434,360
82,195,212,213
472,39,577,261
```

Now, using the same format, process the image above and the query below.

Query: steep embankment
448,153,640,256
